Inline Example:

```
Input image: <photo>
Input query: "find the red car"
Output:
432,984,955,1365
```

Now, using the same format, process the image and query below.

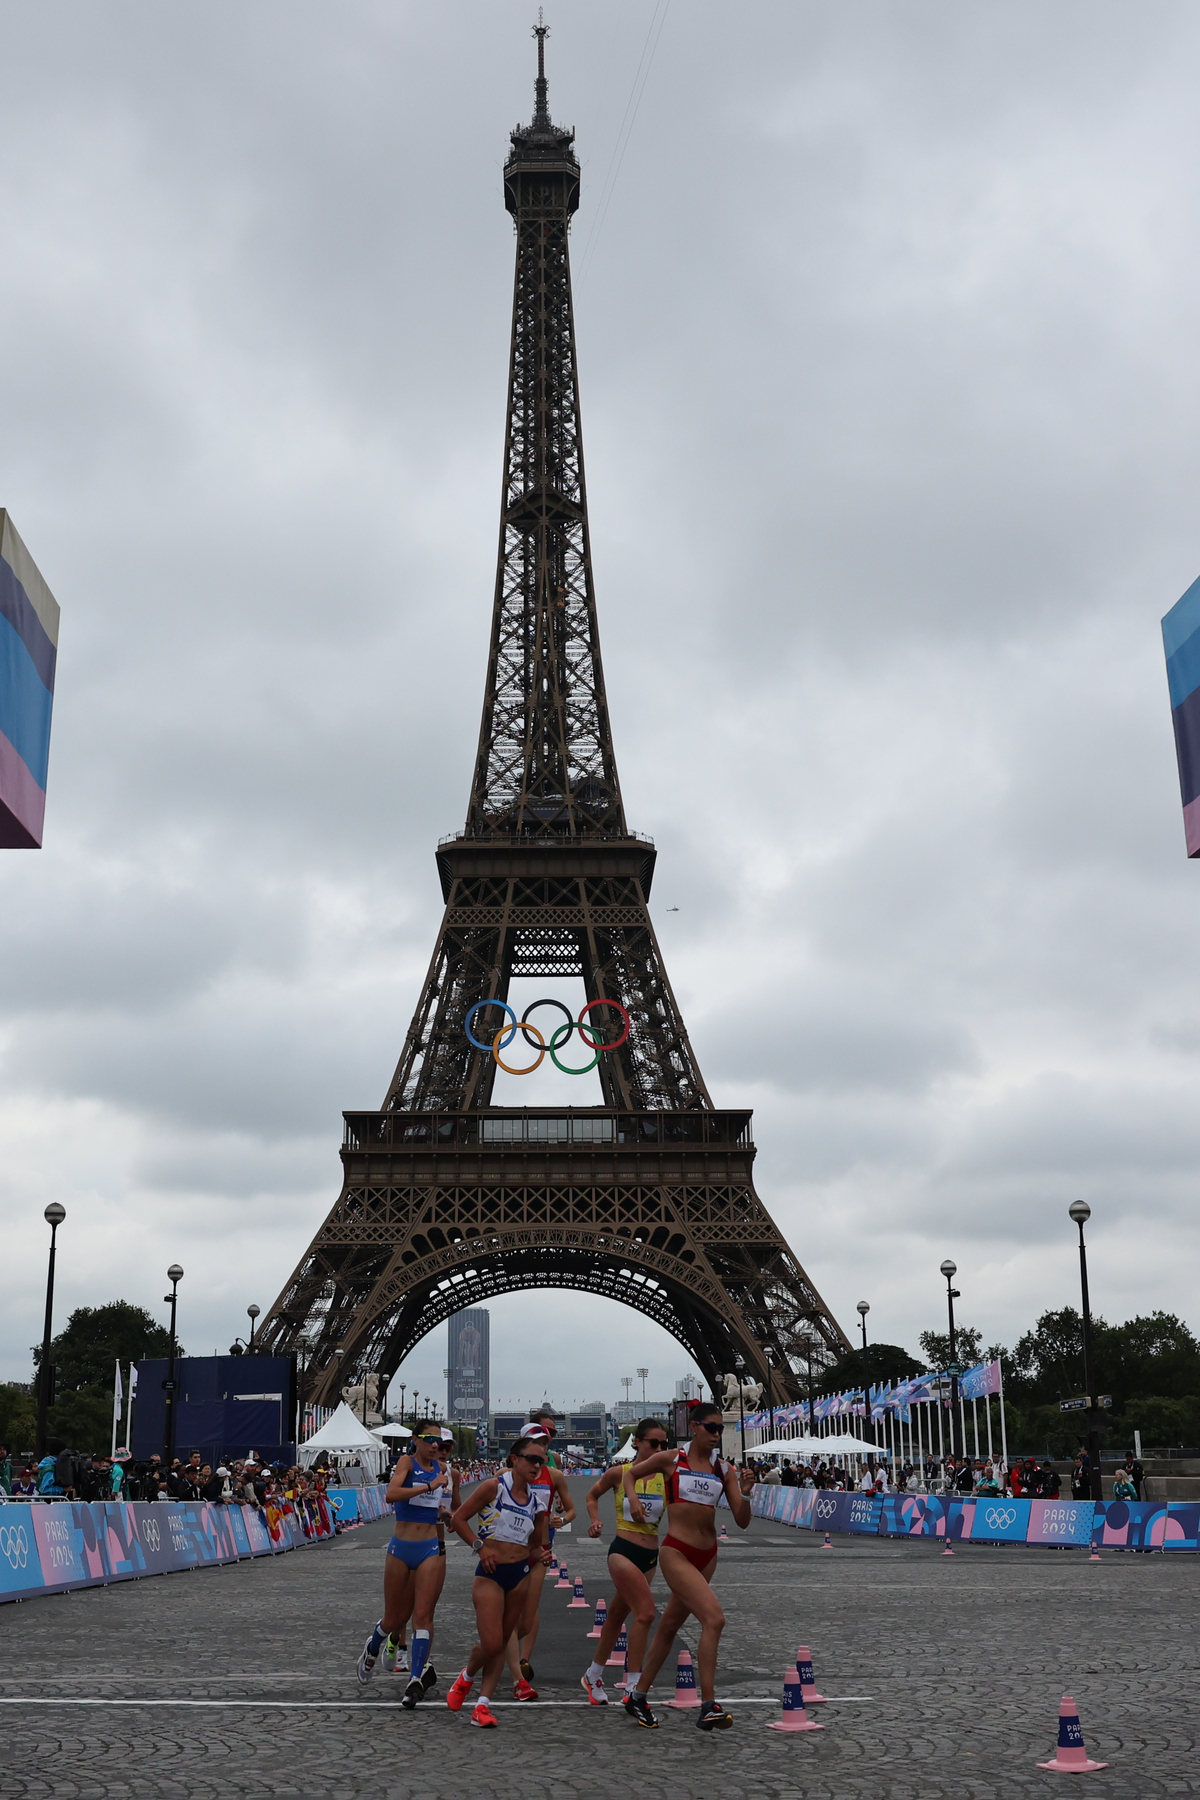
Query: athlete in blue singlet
356,1420,451,1708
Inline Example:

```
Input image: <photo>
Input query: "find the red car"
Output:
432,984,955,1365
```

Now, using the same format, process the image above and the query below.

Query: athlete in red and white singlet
619,1400,754,1731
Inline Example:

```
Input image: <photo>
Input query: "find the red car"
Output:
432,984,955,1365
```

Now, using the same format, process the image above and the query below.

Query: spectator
1040,1461,1061,1499
761,1461,782,1486
1123,1450,1144,1500
858,1463,875,1494
780,1459,799,1487
954,1460,975,1494
975,1465,1001,1497
1070,1452,1089,1500
1112,1469,1138,1501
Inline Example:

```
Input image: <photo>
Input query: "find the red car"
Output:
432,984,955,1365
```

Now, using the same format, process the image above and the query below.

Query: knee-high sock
410,1629,431,1682
367,1619,386,1656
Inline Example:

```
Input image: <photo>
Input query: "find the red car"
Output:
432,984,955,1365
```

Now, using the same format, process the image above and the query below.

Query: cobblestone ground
1,1478,1196,1798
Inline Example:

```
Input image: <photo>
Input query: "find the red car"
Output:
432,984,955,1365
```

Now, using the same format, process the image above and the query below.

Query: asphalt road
0,1473,1196,1798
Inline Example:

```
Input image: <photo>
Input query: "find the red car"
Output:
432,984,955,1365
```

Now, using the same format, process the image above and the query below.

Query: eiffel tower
259,25,849,1408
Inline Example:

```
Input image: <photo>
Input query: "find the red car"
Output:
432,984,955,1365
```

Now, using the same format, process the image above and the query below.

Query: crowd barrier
751,1485,1200,1550
0,1485,389,1605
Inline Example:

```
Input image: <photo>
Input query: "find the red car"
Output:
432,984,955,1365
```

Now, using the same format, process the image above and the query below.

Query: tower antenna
533,9,550,127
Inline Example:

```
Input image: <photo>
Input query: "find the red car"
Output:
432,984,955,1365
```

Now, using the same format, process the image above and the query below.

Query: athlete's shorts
475,1559,530,1591
548,1526,556,1546
662,1533,717,1573
387,1534,441,1568
608,1536,659,1575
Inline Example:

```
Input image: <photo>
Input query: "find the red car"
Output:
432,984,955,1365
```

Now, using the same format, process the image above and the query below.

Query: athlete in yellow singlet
579,1418,670,1704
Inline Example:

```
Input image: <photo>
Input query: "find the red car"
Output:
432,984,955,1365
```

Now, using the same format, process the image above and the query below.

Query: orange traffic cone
1036,1696,1108,1772
796,1646,826,1705
765,1664,824,1733
568,1574,589,1608
666,1648,701,1709
587,1597,607,1639
606,1626,628,1668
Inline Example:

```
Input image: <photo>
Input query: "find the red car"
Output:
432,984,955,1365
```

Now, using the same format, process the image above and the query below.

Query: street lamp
764,1344,777,1441
940,1259,960,1460
397,1382,406,1426
35,1203,66,1458
1069,1200,1104,1503
733,1356,747,1464
163,1264,184,1465
247,1304,260,1350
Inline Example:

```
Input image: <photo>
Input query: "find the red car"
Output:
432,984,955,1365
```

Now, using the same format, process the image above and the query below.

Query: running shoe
696,1700,733,1731
356,1636,379,1686
470,1699,499,1728
623,1690,658,1729
445,1670,474,1712
380,1636,402,1675
396,1647,409,1674
400,1677,424,1710
420,1663,437,1693
580,1672,608,1706
512,1677,539,1701
519,1657,535,1683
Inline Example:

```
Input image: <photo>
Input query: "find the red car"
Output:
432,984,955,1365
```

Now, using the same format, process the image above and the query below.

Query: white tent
374,1422,413,1439
298,1401,388,1477
751,1434,890,1459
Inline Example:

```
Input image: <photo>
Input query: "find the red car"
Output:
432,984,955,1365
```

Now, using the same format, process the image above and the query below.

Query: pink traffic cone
568,1574,589,1608
1036,1696,1108,1772
821,1532,833,1549
587,1597,607,1639
555,1562,571,1589
765,1664,824,1733
1089,1537,1101,1562
666,1648,701,1709
606,1626,628,1668
796,1646,826,1705
719,1523,729,1540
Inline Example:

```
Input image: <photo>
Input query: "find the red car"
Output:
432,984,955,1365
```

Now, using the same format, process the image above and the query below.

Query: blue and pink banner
0,512,58,849
1163,573,1200,857
752,1486,1200,1551
0,1488,382,1606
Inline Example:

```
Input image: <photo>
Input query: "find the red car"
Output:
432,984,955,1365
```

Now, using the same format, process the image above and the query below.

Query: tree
817,1345,926,1394
918,1326,987,1372
31,1302,176,1390
0,1384,37,1455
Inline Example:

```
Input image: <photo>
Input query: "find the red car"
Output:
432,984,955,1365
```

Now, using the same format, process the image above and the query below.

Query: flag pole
110,1360,122,1457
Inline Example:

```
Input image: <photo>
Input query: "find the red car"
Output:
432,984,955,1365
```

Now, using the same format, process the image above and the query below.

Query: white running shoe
381,1636,402,1675
356,1635,380,1685
580,1672,608,1706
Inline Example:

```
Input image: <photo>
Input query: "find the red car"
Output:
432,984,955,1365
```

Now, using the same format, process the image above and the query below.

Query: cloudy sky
3,0,1200,1416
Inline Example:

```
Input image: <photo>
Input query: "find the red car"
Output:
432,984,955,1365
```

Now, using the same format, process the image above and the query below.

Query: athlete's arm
530,1500,553,1565
385,1456,414,1504
721,1459,754,1529
550,1467,576,1524
449,1477,498,1548
585,1468,619,1537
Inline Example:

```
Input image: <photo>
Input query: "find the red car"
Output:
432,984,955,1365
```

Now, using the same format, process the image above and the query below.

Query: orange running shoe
471,1699,499,1728
512,1677,539,1701
445,1670,474,1712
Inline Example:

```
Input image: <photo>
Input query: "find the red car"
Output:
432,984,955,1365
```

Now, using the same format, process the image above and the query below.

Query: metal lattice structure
259,28,849,1408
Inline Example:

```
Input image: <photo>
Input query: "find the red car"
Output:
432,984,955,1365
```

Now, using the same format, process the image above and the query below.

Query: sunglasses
416,1435,442,1444
517,1453,545,1468
642,1438,669,1449
696,1420,723,1432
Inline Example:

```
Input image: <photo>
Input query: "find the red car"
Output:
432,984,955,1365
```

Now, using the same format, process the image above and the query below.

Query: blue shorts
387,1535,441,1569
475,1559,530,1591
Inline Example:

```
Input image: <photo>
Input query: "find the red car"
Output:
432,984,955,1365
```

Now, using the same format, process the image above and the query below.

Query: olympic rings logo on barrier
464,998,631,1076
0,1523,30,1570
983,1506,1017,1530
814,1496,837,1521
141,1517,161,1552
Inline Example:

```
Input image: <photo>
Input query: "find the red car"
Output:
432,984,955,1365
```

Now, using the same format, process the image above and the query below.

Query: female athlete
356,1421,451,1708
445,1436,553,1728
579,1417,670,1704
620,1400,755,1730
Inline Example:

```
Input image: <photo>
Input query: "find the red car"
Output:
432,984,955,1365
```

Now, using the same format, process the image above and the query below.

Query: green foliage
32,1301,176,1391
817,1345,926,1394
918,1326,986,1371
48,1385,114,1454
0,1384,37,1455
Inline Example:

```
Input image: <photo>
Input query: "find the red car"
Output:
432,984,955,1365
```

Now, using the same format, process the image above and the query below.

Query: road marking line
0,1695,873,1710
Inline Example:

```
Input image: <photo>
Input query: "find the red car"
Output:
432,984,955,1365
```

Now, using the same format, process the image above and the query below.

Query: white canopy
298,1401,388,1475
374,1422,413,1439
751,1434,890,1459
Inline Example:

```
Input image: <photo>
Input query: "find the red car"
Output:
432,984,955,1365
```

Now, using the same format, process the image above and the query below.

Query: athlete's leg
517,1555,548,1669
607,1553,657,1679
382,1550,414,1633
480,1585,528,1700
640,1545,723,1704
407,1553,443,1683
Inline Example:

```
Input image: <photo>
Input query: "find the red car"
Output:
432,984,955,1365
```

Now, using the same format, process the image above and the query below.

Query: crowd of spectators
747,1446,1147,1499
0,1443,343,1509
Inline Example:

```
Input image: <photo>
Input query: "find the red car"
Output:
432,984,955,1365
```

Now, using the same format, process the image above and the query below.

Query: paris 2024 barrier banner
751,1485,1200,1550
0,1484,389,1605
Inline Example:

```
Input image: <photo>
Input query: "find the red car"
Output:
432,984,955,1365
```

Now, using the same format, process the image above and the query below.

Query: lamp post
35,1203,66,1458
1069,1200,1104,1503
397,1382,406,1427
733,1356,747,1465
247,1304,260,1350
163,1264,184,1465
764,1345,777,1442
857,1300,876,1450
940,1259,960,1460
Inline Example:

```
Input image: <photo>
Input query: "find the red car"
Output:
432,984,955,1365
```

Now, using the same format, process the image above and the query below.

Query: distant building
675,1376,702,1401
447,1309,489,1424
612,1399,672,1426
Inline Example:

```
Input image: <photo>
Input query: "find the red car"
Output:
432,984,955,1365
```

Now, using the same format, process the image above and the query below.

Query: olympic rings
465,1000,518,1052
493,1021,546,1076
548,1021,601,1076
464,998,631,1072
0,1523,29,1570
